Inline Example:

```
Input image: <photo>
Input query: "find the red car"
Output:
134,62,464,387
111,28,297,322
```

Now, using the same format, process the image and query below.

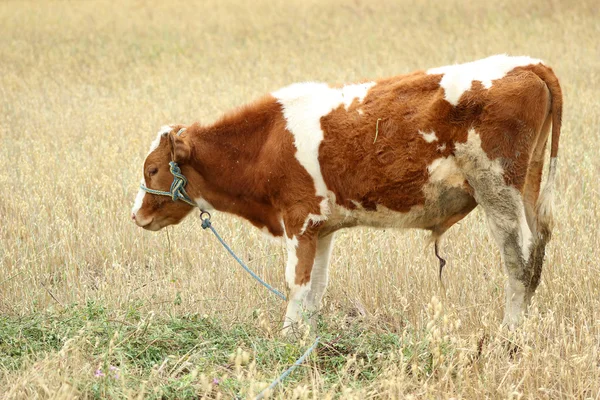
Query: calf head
131,125,196,231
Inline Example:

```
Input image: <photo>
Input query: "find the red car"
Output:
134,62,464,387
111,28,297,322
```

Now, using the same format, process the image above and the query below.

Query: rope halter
140,161,197,207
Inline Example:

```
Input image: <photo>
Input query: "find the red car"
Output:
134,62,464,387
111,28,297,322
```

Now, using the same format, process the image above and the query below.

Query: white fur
300,212,328,235
548,157,557,182
131,179,146,215
194,196,215,211
284,236,299,287
427,55,543,105
419,130,438,143
132,125,174,218
518,204,533,262
283,283,311,332
459,129,505,175
537,157,557,231
503,276,527,328
273,81,376,216
283,234,313,333
260,226,282,243
427,156,464,186
339,82,375,108
149,125,173,154
304,234,335,310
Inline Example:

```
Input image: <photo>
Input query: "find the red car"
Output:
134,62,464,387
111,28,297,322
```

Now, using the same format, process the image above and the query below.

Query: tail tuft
535,157,557,240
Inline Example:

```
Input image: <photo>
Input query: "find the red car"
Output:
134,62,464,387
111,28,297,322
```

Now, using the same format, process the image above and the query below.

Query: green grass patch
0,301,453,398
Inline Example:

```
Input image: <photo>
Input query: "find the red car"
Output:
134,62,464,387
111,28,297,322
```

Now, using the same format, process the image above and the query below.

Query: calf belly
322,179,477,235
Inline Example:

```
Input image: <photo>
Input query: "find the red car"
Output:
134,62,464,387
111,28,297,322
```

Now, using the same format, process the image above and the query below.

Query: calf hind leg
457,134,536,328
483,191,534,328
304,233,335,319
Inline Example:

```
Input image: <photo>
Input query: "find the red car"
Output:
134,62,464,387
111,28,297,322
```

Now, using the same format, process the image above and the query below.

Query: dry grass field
1,0,599,398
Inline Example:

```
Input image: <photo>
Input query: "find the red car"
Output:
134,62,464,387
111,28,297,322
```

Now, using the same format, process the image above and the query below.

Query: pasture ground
1,0,599,398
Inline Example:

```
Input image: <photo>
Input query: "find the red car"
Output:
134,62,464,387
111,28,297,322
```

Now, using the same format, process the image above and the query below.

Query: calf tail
534,64,563,240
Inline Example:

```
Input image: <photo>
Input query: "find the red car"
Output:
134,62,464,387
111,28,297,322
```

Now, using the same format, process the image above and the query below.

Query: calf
132,55,562,335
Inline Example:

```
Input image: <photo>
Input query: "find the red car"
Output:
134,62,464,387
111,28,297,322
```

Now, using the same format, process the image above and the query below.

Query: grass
1,0,600,398
0,300,457,398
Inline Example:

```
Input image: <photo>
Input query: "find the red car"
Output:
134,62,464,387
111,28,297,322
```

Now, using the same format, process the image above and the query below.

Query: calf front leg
282,232,334,338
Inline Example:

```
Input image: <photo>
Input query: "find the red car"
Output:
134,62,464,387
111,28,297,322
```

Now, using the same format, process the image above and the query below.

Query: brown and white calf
132,55,562,335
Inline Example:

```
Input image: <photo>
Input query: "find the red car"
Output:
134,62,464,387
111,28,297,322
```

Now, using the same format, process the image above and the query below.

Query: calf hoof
501,312,524,331
281,319,316,342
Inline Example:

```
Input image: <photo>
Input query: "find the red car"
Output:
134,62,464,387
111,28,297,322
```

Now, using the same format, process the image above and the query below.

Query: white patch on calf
536,157,557,234
503,275,528,328
305,234,335,309
132,179,146,215
419,130,438,143
260,226,284,243
300,212,328,235
457,129,505,175
149,125,173,154
518,203,533,262
194,197,215,211
284,236,300,288
283,283,312,333
273,81,376,216
133,125,174,217
427,156,464,186
427,54,543,105
340,82,375,108
282,235,313,333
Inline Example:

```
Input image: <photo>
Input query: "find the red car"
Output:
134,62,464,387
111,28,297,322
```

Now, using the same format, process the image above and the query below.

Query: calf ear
168,131,191,164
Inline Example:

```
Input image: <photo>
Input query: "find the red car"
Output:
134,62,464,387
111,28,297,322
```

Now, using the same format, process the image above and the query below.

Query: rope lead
199,214,321,400
255,336,320,400
200,216,287,301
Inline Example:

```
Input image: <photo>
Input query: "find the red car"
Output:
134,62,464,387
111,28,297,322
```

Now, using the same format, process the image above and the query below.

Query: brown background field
1,0,599,398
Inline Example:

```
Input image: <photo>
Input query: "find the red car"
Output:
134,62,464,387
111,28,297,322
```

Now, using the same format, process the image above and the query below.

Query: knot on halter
139,161,197,207
167,161,196,206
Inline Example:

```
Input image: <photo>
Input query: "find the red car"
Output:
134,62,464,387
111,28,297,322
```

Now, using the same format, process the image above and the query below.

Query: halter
139,128,198,207
139,161,197,207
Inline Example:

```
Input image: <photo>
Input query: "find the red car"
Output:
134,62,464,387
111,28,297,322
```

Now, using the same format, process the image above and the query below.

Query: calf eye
148,167,158,176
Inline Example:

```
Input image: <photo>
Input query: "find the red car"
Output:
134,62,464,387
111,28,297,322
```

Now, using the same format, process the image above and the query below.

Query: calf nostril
131,213,136,220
